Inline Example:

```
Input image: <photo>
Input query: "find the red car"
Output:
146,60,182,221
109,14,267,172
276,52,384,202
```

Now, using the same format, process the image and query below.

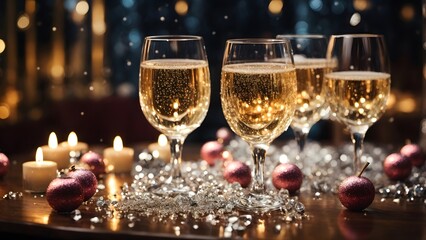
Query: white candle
23,147,58,193
148,134,171,162
40,132,70,170
60,131,89,155
103,136,134,173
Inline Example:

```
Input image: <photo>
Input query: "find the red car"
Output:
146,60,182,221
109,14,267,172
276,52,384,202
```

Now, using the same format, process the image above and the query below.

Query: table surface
0,143,425,240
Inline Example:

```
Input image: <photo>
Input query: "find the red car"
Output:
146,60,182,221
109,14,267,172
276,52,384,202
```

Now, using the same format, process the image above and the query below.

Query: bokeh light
76,1,89,15
175,0,188,16
17,14,30,29
0,39,5,54
268,0,284,15
400,4,415,22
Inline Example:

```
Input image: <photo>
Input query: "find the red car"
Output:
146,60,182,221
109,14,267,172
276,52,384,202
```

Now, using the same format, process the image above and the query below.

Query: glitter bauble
46,177,84,212
216,127,233,145
400,143,425,168
0,153,9,178
223,160,251,188
272,163,303,194
338,175,375,211
200,141,224,166
68,166,98,201
383,153,412,181
80,151,105,177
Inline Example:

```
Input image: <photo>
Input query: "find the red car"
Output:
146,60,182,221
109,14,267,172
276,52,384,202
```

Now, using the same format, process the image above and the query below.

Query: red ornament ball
272,163,303,194
68,166,98,201
223,160,251,188
383,153,412,181
46,177,84,212
200,141,225,166
80,151,105,177
400,143,425,168
0,153,10,178
216,127,233,145
338,175,375,211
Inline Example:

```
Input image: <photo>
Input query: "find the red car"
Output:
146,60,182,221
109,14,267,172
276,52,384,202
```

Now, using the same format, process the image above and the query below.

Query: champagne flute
220,38,297,212
325,34,391,174
277,34,329,162
139,35,211,193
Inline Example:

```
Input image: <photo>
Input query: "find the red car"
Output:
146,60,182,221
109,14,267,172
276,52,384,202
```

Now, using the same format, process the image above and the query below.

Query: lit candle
40,132,70,170
148,134,171,162
22,147,58,193
60,131,89,161
103,136,134,173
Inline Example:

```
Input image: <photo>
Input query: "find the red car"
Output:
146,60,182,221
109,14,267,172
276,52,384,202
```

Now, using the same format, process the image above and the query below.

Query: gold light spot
17,14,30,29
401,4,415,22
268,0,283,15
396,96,416,113
353,0,371,11
175,0,188,16
0,104,10,119
51,65,64,78
76,1,90,15
0,39,5,54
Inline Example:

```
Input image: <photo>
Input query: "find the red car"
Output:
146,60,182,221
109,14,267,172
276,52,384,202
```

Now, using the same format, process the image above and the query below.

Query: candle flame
113,136,123,151
48,132,58,148
68,131,78,147
158,134,168,147
36,147,43,163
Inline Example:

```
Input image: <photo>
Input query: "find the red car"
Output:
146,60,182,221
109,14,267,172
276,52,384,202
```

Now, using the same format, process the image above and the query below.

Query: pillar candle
40,132,70,170
23,147,58,193
60,131,89,161
148,134,171,162
103,136,134,173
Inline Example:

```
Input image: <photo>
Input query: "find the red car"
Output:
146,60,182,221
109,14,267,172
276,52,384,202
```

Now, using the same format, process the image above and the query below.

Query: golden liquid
325,71,390,128
291,59,329,131
139,59,210,137
221,63,297,145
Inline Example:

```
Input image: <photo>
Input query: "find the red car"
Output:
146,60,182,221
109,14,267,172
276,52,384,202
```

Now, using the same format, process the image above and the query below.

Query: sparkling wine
221,63,297,144
291,59,329,130
139,59,210,137
325,71,390,128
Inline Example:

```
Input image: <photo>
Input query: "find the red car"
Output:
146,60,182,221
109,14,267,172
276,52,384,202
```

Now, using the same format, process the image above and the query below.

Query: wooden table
0,144,425,240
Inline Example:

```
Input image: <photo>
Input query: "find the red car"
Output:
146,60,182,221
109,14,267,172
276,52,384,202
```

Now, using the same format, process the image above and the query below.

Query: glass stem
168,137,185,180
293,128,308,161
350,132,365,175
251,144,269,194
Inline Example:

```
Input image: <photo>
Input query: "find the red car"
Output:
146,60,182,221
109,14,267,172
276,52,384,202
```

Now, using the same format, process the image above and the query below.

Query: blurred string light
309,0,323,12
353,0,371,11
121,0,135,8
400,4,415,22
17,14,30,29
268,0,283,15
0,104,10,120
331,0,345,14
0,39,5,54
76,1,89,15
349,12,361,26
175,0,188,16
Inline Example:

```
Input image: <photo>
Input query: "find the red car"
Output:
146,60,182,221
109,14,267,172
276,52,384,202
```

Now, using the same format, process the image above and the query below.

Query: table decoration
22,147,58,193
46,176,84,212
0,152,9,178
67,165,98,201
79,151,105,177
60,131,89,163
103,136,135,173
40,132,70,170
147,134,171,162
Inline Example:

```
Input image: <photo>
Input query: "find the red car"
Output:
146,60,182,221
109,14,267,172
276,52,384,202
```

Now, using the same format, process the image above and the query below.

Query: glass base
151,176,192,196
236,192,283,213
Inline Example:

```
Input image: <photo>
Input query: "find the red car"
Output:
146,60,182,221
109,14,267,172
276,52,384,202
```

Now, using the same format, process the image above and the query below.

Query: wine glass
139,35,211,193
220,38,297,212
325,34,391,174
277,34,329,163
